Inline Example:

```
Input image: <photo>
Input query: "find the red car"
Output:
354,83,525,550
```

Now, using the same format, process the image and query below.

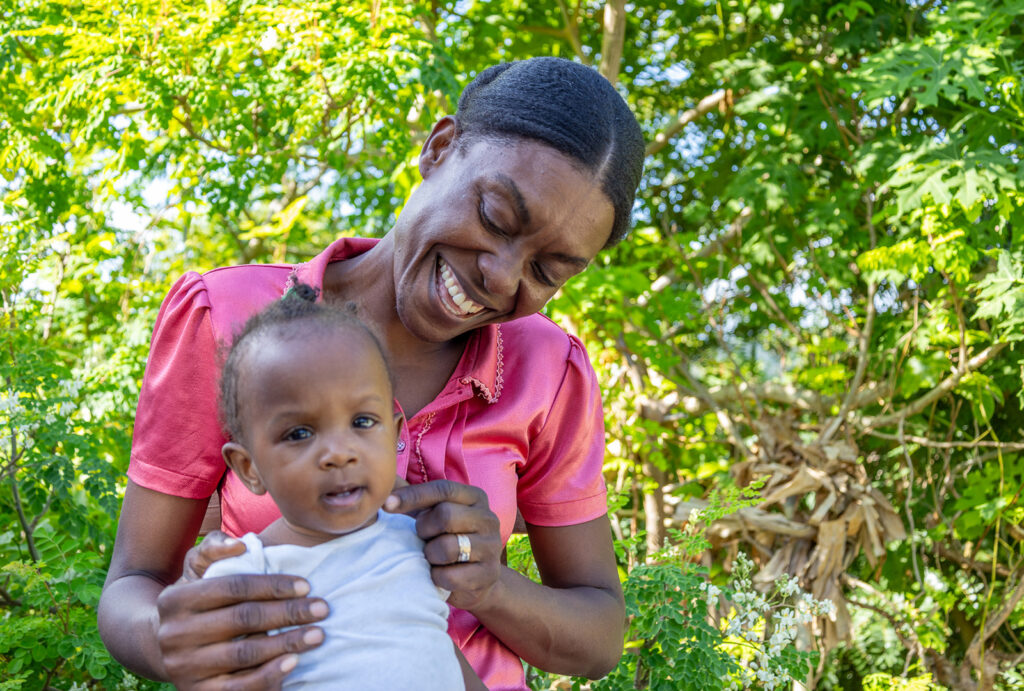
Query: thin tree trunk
643,460,667,558
599,0,626,85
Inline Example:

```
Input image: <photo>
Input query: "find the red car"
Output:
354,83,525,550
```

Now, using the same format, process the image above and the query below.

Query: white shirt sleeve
201,533,267,578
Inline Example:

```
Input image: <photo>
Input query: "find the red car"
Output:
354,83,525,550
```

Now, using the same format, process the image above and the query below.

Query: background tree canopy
1,1,1022,689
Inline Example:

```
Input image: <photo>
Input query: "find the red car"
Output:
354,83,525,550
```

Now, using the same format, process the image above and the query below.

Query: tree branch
646,89,733,157
820,280,876,444
673,357,756,462
637,207,752,307
865,430,1024,451
862,343,1009,429
966,566,1024,668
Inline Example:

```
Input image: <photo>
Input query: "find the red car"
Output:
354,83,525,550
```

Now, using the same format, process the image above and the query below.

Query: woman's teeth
440,259,485,316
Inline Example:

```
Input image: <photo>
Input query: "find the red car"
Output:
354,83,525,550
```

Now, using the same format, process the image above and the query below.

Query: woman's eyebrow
493,173,530,225
551,253,590,271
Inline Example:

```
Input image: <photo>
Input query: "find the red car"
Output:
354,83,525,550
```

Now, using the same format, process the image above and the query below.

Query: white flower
779,576,800,597
924,569,946,592
259,27,280,52
59,379,83,398
0,392,25,418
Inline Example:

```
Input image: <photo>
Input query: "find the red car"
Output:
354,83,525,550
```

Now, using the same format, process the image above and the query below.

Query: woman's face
391,120,615,343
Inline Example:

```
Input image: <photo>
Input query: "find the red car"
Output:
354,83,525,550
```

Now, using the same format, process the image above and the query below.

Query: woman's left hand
384,480,502,610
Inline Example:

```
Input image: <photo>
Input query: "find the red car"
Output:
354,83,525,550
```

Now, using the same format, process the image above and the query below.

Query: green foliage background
2,1,1023,689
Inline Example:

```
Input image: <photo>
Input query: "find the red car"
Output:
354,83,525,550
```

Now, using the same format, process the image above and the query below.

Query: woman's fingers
429,562,500,609
422,530,498,566
179,530,248,582
155,575,329,688
163,627,322,685
159,573,315,617
386,480,504,611
188,654,297,691
158,581,328,643
384,479,485,518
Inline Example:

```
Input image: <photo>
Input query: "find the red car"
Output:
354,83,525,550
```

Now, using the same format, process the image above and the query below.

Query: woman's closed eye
478,197,511,239
531,261,557,287
480,195,560,287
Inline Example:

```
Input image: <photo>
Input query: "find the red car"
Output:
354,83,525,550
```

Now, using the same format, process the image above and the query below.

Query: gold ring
456,534,472,563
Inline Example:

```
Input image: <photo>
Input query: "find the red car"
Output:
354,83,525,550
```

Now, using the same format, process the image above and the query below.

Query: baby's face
233,326,398,546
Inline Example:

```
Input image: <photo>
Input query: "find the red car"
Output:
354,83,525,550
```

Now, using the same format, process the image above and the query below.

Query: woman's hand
99,483,330,689
155,531,328,690
384,480,502,611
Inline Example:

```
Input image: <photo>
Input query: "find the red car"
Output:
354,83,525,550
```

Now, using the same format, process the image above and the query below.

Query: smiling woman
385,131,615,350
97,56,645,691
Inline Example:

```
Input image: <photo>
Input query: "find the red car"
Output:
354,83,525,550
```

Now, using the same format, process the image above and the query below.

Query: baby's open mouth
323,485,364,506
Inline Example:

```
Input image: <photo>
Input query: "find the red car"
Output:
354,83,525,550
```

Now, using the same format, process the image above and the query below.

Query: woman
98,56,645,691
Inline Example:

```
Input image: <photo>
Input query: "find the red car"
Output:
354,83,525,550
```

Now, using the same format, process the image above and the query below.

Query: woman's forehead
460,138,610,221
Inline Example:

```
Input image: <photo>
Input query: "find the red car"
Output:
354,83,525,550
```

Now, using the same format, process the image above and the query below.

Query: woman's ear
222,442,267,495
419,116,458,177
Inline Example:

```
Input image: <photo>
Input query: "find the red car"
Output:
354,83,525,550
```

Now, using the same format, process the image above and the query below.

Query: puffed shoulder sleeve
516,335,608,527
127,272,227,499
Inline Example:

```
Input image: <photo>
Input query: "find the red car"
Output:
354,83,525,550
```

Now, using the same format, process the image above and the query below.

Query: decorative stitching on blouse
460,324,504,404
284,268,299,293
415,412,436,482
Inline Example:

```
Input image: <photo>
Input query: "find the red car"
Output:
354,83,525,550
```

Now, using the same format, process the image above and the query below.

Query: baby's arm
454,643,487,691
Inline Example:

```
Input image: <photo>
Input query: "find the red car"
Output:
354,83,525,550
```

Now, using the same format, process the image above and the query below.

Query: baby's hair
455,57,645,248
219,283,391,443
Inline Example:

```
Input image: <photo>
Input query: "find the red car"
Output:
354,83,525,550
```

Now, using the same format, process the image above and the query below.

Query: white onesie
204,510,463,690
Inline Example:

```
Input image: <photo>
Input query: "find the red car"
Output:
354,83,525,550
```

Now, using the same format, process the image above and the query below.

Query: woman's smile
437,256,486,317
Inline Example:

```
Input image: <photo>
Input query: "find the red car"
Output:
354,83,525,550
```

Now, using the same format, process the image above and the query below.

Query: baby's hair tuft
218,283,390,444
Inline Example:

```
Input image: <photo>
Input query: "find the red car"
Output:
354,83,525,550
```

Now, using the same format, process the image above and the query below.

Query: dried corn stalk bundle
668,414,905,651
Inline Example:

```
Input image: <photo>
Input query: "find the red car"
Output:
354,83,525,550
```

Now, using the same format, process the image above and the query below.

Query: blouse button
396,440,406,452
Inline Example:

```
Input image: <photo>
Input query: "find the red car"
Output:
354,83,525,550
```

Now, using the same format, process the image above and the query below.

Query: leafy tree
3,1,1024,689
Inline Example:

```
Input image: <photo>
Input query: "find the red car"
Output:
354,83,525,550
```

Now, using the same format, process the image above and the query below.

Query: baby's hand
178,530,246,582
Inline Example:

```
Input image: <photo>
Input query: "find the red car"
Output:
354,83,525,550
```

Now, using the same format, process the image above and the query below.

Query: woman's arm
474,517,624,677
98,480,327,688
385,481,625,678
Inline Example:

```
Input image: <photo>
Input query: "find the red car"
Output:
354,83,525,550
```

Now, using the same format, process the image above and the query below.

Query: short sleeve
515,336,608,526
127,272,228,499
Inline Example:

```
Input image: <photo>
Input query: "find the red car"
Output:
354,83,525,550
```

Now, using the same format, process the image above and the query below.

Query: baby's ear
222,442,267,495
393,413,405,438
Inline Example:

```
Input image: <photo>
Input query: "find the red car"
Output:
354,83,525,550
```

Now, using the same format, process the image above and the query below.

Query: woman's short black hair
455,57,645,247
218,283,391,443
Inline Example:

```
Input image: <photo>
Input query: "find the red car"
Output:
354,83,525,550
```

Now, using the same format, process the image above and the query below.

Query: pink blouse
129,237,609,691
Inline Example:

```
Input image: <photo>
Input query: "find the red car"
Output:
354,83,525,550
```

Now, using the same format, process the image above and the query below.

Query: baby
204,286,481,690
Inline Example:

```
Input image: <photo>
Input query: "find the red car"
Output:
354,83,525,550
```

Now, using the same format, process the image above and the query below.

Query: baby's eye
283,427,313,442
353,415,378,429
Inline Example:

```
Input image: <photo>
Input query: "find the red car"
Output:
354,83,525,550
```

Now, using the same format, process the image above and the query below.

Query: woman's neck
320,234,467,417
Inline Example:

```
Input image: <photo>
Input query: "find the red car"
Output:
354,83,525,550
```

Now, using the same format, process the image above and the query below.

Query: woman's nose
479,246,524,298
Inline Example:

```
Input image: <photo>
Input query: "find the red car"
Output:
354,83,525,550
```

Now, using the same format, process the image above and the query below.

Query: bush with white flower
717,552,835,690
526,484,836,691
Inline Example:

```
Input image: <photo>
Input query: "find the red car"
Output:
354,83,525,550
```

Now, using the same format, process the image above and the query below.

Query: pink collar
289,236,502,405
